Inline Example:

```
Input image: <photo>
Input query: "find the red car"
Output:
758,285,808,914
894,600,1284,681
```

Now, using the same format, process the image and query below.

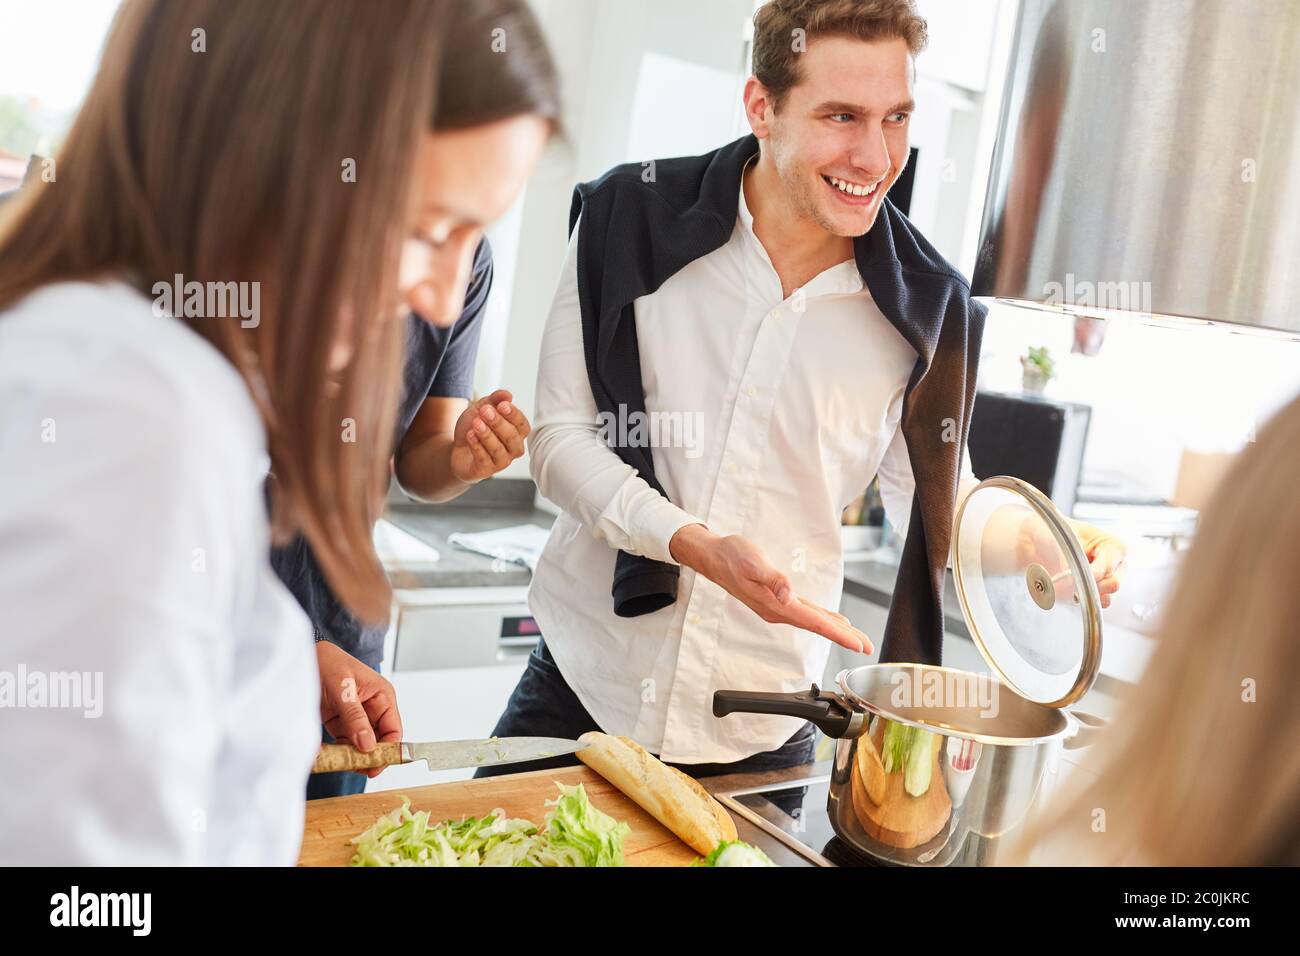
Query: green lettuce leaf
348,783,629,867
536,782,631,867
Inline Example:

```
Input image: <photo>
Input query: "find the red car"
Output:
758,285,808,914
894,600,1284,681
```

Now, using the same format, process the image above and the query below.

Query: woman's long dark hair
438,0,562,131
0,0,559,624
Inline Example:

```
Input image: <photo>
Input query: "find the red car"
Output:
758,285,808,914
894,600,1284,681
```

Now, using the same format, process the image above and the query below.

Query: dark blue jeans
475,638,816,779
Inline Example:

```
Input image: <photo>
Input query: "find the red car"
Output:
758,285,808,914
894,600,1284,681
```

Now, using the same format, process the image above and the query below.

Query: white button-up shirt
528,173,975,764
0,280,319,864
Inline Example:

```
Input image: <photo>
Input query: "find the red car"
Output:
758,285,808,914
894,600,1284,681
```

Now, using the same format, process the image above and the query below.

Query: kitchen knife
311,736,588,774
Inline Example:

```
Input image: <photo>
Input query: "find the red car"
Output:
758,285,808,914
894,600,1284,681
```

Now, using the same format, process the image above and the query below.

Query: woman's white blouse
0,280,318,865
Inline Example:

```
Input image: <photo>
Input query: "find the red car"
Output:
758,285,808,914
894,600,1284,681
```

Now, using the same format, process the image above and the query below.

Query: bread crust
576,731,738,854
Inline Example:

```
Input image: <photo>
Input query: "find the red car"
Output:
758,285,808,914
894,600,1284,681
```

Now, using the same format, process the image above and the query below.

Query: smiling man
480,0,1126,777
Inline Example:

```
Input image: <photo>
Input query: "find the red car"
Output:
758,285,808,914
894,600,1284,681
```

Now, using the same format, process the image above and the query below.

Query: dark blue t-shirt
269,238,493,669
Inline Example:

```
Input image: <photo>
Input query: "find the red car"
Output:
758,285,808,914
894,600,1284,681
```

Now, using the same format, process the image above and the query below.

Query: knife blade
311,736,587,774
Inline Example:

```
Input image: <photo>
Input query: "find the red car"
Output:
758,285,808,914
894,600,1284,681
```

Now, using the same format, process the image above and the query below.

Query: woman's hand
1066,519,1127,608
1012,513,1127,608
315,641,403,778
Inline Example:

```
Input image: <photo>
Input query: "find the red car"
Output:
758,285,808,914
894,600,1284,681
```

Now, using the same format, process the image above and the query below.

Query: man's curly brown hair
752,0,928,111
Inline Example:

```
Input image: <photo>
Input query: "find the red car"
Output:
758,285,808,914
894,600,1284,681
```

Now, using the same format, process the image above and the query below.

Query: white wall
977,304,1300,500
481,0,756,478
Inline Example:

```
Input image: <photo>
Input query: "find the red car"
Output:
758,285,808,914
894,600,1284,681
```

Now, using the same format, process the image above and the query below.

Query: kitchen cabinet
369,585,536,792
370,664,530,792
386,585,533,671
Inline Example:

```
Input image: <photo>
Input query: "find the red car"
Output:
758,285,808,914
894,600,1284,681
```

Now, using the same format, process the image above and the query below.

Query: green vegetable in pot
878,719,934,797
903,725,933,797
881,718,907,774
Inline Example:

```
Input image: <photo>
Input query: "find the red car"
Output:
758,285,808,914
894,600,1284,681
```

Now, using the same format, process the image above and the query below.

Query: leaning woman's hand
315,641,403,778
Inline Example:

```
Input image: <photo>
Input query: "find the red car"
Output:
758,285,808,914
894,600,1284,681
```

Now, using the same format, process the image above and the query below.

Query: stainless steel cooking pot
714,477,1109,866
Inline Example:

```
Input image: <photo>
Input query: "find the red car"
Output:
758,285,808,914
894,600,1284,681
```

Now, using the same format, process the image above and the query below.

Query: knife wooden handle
313,741,402,774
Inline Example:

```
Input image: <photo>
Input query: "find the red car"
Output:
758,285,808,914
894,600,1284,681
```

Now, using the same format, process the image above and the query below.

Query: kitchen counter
843,555,971,635
699,759,822,798
380,478,555,589
382,479,1153,690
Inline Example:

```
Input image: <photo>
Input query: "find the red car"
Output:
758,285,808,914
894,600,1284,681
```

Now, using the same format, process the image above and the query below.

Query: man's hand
316,641,403,779
669,524,872,653
449,388,532,483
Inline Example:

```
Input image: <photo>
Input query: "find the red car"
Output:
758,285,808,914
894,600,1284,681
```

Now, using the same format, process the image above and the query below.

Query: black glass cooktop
715,774,887,867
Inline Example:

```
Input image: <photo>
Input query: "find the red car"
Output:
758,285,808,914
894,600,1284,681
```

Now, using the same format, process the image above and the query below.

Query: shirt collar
736,158,865,298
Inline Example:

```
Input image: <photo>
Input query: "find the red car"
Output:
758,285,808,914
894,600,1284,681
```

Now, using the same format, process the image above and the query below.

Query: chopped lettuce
348,783,629,867
536,782,631,867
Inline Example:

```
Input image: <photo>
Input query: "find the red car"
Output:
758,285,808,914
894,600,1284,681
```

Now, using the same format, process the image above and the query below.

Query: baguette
575,732,737,855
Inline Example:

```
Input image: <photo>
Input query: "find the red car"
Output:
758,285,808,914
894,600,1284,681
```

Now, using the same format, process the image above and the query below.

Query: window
0,0,118,189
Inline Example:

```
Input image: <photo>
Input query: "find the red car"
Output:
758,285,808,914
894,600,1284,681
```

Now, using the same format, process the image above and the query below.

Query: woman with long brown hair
1013,389,1300,865
0,0,553,864
271,0,560,802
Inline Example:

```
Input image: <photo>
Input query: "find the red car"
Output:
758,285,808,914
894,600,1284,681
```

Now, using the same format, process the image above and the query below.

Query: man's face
756,35,914,237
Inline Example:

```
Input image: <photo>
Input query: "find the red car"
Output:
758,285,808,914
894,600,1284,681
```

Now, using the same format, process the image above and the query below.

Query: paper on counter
446,523,551,572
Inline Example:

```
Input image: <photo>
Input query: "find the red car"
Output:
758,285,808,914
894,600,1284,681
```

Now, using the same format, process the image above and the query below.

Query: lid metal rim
834,666,1072,748
950,475,1103,709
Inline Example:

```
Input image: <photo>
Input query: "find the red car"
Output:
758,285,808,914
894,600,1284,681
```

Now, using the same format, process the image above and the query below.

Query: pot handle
1063,709,1107,750
713,684,861,738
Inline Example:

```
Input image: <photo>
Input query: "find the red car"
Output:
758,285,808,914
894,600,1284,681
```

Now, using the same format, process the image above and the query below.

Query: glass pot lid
950,476,1102,708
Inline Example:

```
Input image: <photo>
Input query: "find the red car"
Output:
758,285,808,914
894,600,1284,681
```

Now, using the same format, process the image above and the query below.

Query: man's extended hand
669,524,872,653
316,641,403,778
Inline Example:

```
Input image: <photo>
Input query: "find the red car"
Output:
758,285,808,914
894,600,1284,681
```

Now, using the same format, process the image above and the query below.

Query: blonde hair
1013,390,1300,865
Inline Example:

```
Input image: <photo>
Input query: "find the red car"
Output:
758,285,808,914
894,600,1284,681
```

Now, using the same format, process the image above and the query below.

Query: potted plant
1020,345,1055,395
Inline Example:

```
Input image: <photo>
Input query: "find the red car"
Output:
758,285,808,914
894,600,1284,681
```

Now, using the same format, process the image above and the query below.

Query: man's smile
822,173,884,206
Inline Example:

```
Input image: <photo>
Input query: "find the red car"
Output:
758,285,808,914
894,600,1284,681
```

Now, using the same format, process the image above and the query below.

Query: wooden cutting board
298,764,702,866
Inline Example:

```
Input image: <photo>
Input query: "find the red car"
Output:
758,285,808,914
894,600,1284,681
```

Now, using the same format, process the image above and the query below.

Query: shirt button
725,463,738,475
746,386,757,398
688,613,701,626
